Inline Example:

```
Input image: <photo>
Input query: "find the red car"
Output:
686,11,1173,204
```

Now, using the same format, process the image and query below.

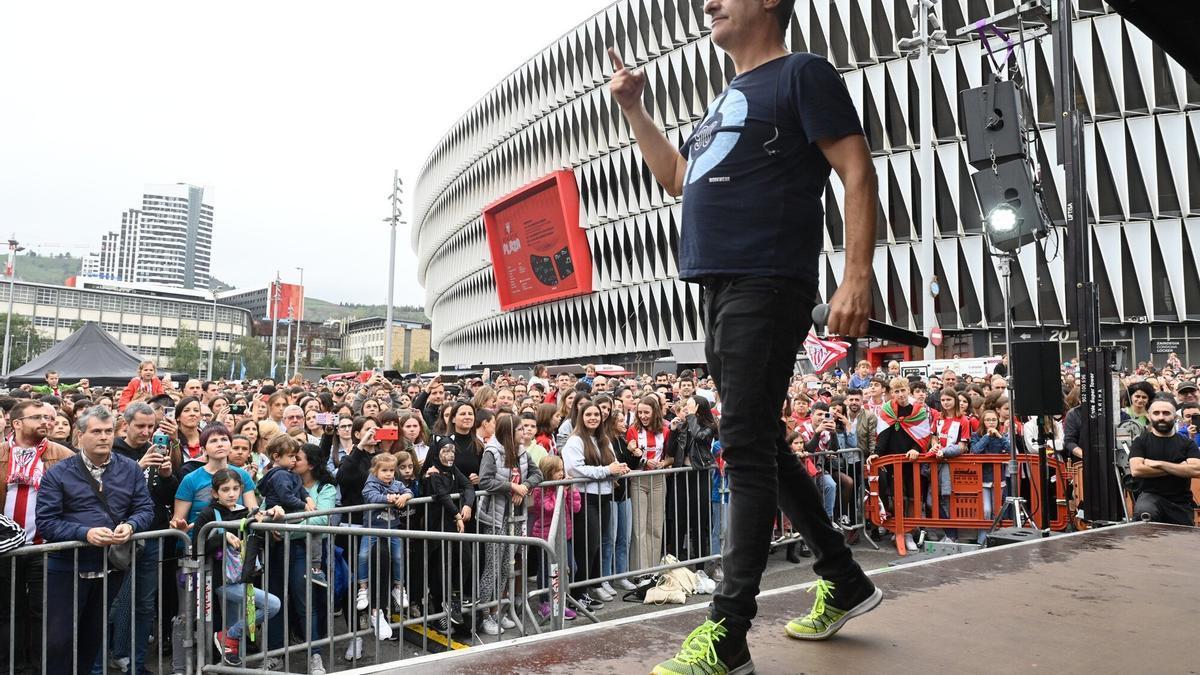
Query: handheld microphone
811,304,930,349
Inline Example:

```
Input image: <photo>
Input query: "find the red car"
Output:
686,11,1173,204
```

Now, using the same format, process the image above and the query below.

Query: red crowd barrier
866,454,1069,555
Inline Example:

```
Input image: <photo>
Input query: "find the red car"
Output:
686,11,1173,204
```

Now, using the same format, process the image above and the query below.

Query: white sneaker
480,616,501,635
355,587,369,611
600,581,616,596
371,609,393,640
904,533,919,552
696,569,710,582
309,653,326,675
391,585,409,609
499,614,517,629
615,578,638,591
587,587,613,603
344,636,363,661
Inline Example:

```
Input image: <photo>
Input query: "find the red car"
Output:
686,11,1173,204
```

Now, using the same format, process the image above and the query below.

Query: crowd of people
0,354,1196,673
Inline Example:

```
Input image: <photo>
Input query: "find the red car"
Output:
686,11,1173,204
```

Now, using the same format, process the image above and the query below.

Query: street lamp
2,236,26,377
384,170,404,372
269,272,281,379
294,266,304,378
207,288,218,379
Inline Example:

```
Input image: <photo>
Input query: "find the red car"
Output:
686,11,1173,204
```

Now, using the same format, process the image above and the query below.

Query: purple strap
975,19,1015,72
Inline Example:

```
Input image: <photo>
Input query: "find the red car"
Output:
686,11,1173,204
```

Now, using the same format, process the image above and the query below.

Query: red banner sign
482,170,592,312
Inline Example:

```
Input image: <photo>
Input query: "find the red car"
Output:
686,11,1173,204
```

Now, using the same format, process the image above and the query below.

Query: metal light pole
900,1,945,360
207,289,218,379
269,272,281,379
917,3,937,359
384,171,403,371
2,237,24,377
294,266,304,378
284,307,294,382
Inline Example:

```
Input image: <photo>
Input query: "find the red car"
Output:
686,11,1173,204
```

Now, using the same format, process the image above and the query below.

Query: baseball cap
1176,380,1197,394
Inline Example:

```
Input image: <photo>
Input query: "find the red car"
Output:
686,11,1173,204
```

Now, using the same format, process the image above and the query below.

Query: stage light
986,204,1018,233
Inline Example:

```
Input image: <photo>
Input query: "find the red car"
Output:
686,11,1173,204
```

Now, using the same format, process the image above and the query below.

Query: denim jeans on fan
703,276,865,639
216,583,281,639
108,539,160,675
601,498,632,578
816,472,837,519
357,533,405,583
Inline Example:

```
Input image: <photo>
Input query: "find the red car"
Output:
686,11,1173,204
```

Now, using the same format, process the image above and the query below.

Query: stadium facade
414,0,1200,370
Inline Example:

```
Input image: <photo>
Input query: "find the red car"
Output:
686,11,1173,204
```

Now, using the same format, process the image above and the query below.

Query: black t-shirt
678,52,863,283
1129,432,1200,504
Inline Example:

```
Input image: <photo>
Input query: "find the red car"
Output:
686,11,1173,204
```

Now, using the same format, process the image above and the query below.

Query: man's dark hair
0,396,16,413
678,369,694,381
845,387,863,397
810,401,830,413
774,0,796,33
40,395,62,407
9,390,30,400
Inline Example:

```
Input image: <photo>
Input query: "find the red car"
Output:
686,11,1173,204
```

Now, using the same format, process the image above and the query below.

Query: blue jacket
362,474,413,528
258,466,308,512
36,452,155,572
970,432,1010,483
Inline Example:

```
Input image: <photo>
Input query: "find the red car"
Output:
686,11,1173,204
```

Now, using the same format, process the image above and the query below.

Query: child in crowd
228,434,258,481
421,437,477,632
519,412,549,465
528,454,579,621
257,435,324,585
359,453,414,639
194,469,283,666
970,409,1010,544
477,414,544,635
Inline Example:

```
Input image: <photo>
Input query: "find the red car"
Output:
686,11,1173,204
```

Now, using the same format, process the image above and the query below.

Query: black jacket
1062,406,1082,462
335,446,375,525
113,436,179,531
420,459,476,533
671,416,716,470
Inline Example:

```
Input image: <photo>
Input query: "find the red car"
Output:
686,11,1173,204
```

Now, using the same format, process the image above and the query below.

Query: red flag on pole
804,331,850,374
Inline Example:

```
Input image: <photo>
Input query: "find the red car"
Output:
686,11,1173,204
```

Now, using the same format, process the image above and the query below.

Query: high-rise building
81,183,214,289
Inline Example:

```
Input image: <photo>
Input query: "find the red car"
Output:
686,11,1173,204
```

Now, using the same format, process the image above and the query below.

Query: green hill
10,252,429,324
304,297,429,324
12,252,81,284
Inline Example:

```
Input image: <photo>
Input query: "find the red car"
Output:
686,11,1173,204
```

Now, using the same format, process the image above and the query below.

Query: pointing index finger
607,47,625,72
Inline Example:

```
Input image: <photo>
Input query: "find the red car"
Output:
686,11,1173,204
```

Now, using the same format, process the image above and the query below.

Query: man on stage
608,1,881,672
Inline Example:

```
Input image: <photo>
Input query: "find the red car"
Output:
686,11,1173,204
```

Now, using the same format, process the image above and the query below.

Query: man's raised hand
608,47,645,112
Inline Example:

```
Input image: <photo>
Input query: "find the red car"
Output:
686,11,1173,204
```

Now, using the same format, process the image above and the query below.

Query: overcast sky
0,0,613,308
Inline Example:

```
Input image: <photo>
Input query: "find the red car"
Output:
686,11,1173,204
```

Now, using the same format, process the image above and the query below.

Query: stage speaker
985,526,1043,547
971,158,1050,252
961,81,1026,169
1011,340,1063,417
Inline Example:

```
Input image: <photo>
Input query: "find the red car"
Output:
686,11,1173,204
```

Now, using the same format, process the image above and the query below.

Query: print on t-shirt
684,89,747,186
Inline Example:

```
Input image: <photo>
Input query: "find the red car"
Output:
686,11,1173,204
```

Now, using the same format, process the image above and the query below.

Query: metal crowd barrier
0,528,192,675
193,490,563,674
4,459,882,674
866,454,1069,554
771,448,877,552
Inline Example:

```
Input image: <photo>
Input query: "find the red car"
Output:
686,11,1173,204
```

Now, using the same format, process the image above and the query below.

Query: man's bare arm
608,48,687,197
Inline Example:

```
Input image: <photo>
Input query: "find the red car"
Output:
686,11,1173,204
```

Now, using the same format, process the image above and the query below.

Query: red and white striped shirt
5,440,49,544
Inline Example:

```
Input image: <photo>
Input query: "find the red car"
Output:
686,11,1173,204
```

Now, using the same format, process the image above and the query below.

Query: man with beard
1128,398,1200,525
0,401,75,673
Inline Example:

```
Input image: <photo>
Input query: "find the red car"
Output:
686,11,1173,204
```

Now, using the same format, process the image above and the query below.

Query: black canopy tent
3,322,186,388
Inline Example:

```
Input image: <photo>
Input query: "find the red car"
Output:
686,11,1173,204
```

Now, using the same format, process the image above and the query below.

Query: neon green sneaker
651,619,754,675
785,579,883,641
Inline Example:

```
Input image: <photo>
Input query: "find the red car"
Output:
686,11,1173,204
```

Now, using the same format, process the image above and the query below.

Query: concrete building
81,183,215,289
341,317,433,371
413,0,1200,369
0,278,252,369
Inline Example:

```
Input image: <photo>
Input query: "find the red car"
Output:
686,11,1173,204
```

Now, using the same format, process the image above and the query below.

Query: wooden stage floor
376,522,1197,674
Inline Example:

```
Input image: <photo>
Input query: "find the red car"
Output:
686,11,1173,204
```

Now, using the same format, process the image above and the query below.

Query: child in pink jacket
529,455,581,620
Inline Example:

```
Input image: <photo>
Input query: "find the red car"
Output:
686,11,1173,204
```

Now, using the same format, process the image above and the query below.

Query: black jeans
0,555,44,674
45,568,126,674
703,276,864,638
